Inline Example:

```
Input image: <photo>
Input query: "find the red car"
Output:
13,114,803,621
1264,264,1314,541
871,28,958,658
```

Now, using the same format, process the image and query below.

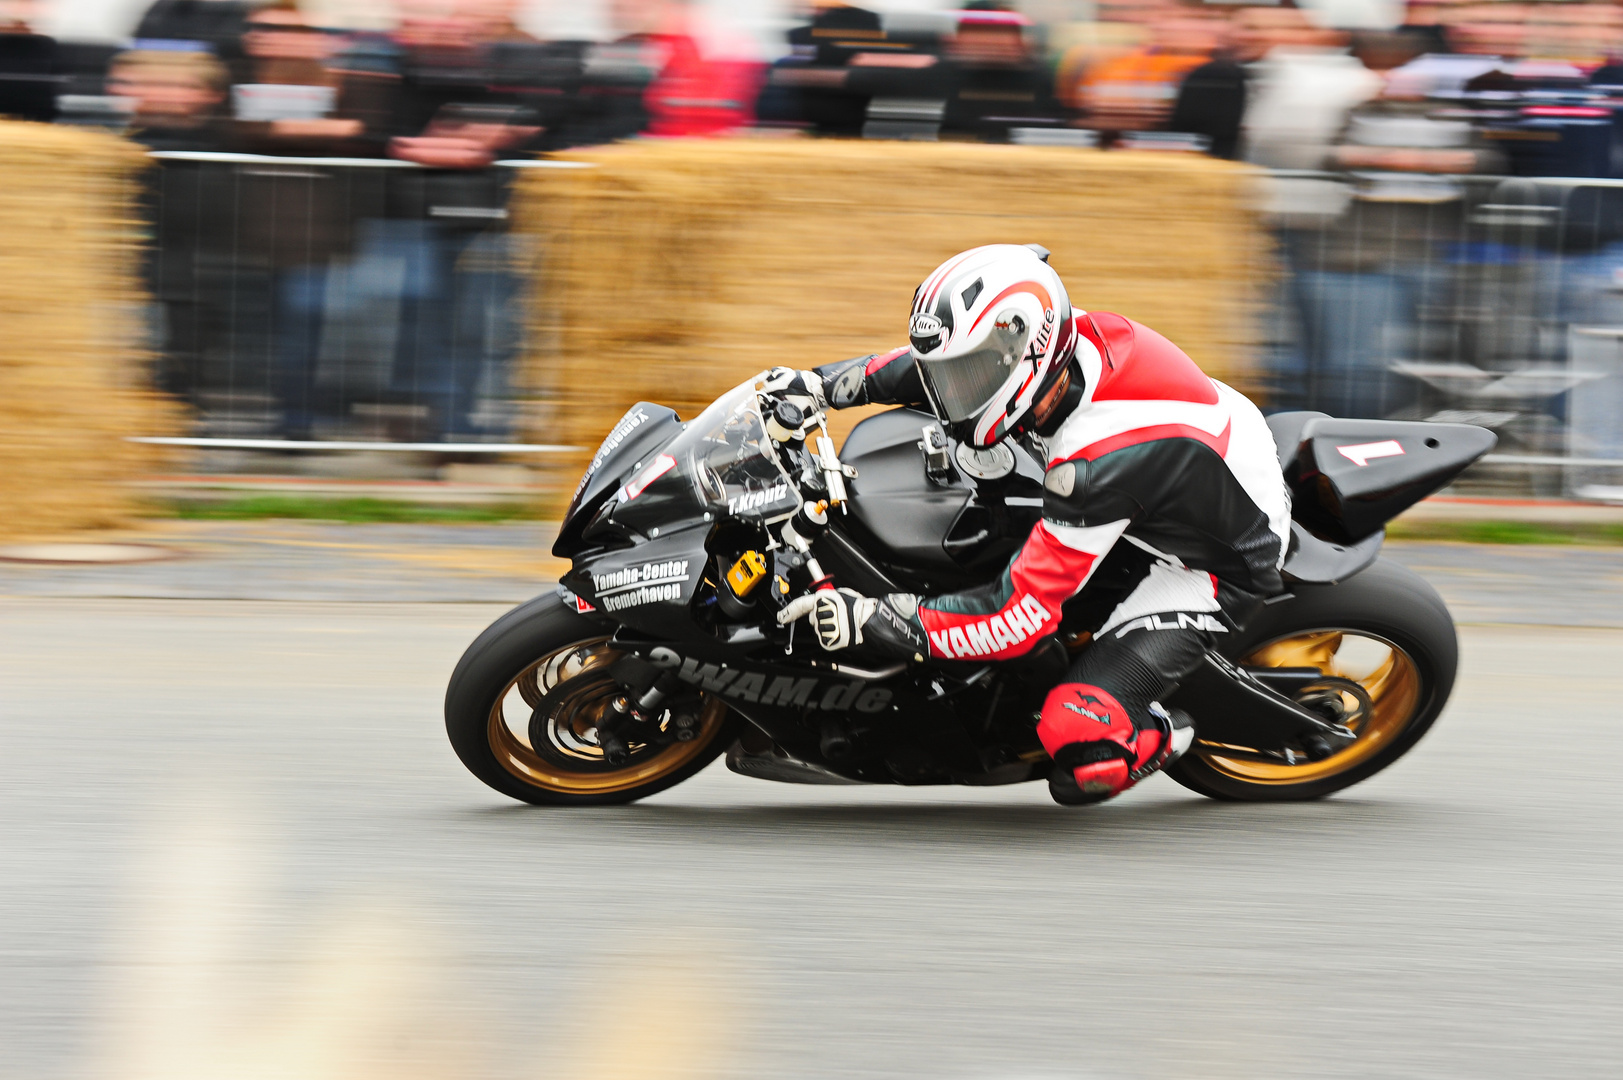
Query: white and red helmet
908,244,1076,448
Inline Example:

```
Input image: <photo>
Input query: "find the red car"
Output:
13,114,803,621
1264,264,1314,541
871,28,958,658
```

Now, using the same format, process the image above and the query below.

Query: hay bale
512,139,1268,479
0,122,175,541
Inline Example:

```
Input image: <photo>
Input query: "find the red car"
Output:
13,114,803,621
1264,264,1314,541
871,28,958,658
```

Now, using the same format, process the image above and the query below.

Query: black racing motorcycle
446,371,1495,805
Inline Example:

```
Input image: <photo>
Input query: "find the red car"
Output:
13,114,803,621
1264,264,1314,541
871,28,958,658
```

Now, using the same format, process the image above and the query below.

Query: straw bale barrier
0,122,172,541
512,138,1267,477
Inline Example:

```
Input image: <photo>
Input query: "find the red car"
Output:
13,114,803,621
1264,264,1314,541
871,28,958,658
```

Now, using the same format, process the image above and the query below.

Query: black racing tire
445,593,740,806
1164,557,1458,802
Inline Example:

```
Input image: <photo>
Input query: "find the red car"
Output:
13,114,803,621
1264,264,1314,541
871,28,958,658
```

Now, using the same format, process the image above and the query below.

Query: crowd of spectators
2,2,1620,199
0,0,759,155
6,0,1623,438
0,0,781,440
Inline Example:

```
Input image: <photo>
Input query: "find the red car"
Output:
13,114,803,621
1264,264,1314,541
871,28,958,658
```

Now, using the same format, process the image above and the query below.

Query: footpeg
1150,702,1195,765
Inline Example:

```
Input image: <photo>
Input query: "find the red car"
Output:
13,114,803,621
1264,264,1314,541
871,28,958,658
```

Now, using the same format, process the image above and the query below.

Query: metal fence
1254,169,1623,496
135,151,588,457
132,154,1623,494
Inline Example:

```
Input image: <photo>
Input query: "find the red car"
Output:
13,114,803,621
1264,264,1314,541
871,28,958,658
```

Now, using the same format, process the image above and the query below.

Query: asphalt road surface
3,591,1621,1080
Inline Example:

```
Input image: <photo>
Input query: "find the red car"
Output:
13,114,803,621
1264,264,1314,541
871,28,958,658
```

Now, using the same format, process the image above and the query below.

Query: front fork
586,659,700,765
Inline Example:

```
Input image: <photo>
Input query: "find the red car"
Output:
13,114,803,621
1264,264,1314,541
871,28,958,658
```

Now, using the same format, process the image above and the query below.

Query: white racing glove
756,366,827,414
778,588,876,651
777,588,927,659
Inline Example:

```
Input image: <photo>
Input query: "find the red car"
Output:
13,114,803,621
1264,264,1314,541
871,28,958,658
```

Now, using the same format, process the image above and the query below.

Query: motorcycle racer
778,244,1291,806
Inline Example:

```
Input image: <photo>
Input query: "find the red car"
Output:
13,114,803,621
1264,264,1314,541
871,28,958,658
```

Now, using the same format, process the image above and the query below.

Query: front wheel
445,593,740,805
1166,558,1458,802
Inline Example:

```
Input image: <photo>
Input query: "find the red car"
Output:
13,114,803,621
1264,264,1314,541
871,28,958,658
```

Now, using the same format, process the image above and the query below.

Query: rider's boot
1037,684,1193,806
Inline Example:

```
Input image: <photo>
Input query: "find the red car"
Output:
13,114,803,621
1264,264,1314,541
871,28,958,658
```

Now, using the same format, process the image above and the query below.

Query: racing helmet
908,244,1077,448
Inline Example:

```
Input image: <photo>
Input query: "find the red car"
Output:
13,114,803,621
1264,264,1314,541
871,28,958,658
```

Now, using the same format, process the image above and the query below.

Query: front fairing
552,402,682,559
562,379,801,636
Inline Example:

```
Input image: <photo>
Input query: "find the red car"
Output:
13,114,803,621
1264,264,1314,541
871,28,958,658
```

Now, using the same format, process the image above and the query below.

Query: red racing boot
1036,684,1191,806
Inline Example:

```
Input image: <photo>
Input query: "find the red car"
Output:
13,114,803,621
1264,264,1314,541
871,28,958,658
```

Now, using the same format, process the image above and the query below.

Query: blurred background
5,3,1623,1079
6,0,1623,519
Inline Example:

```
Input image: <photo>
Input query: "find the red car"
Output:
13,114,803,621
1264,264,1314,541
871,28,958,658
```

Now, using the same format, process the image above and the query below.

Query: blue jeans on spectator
272,264,329,438
384,219,503,440
1284,270,1419,420
271,219,518,440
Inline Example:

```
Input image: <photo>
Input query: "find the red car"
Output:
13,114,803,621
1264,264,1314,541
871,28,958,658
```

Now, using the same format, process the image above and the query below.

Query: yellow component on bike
727,550,768,597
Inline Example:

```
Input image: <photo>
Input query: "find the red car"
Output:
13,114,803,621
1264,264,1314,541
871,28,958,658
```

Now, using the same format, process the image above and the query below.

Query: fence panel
134,154,1623,494
143,151,525,447
1255,169,1623,493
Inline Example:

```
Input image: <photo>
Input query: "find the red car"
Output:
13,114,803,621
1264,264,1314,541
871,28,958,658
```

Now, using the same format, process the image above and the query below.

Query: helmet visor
918,322,1027,423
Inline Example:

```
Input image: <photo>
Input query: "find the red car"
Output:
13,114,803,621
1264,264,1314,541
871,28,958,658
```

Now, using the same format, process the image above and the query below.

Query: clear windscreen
661,380,797,520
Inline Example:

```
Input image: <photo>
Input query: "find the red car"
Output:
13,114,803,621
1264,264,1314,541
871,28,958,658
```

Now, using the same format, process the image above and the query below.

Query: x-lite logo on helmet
910,312,946,354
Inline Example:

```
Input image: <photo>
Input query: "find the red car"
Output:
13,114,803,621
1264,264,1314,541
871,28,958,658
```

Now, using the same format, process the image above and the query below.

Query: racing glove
777,588,927,660
756,366,827,414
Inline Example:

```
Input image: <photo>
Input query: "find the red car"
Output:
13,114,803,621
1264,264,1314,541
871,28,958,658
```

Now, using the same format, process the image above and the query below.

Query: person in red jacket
780,244,1291,805
612,0,759,136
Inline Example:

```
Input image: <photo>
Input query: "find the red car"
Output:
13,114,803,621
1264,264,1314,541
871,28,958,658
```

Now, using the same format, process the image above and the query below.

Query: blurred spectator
132,0,254,77
545,0,763,146
227,2,373,437
1167,13,1249,160
1281,107,1502,418
1534,3,1623,65
758,2,886,137
0,0,57,122
352,0,538,440
1349,28,1432,77
942,9,1061,141
234,2,370,153
1050,11,1145,119
625,0,760,136
1240,8,1387,419
107,44,228,149
1399,0,1451,54
1241,10,1382,171
388,0,538,167
109,46,239,406
1080,2,1221,138
1443,1,1528,59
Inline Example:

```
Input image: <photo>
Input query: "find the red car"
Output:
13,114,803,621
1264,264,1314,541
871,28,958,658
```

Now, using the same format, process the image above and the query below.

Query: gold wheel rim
1195,629,1422,785
487,637,729,795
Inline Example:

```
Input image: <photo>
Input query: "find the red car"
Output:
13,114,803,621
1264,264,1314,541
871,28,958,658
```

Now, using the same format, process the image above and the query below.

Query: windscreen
661,380,798,522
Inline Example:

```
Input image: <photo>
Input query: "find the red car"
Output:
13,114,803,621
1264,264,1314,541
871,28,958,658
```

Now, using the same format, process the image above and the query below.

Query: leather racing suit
812,312,1292,801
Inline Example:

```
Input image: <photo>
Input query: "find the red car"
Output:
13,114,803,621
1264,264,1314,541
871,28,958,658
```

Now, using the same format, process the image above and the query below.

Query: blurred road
3,585,1620,1079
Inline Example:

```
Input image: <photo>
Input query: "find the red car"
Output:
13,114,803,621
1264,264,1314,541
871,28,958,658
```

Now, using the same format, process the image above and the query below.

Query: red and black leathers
814,312,1291,802
818,345,924,411
1037,623,1203,804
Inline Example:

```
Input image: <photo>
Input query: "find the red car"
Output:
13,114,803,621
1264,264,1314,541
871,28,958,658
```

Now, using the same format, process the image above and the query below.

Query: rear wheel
445,594,739,805
1165,558,1457,802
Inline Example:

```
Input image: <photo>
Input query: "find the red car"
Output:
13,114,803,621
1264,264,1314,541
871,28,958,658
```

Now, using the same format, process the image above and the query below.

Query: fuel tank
835,408,1046,593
